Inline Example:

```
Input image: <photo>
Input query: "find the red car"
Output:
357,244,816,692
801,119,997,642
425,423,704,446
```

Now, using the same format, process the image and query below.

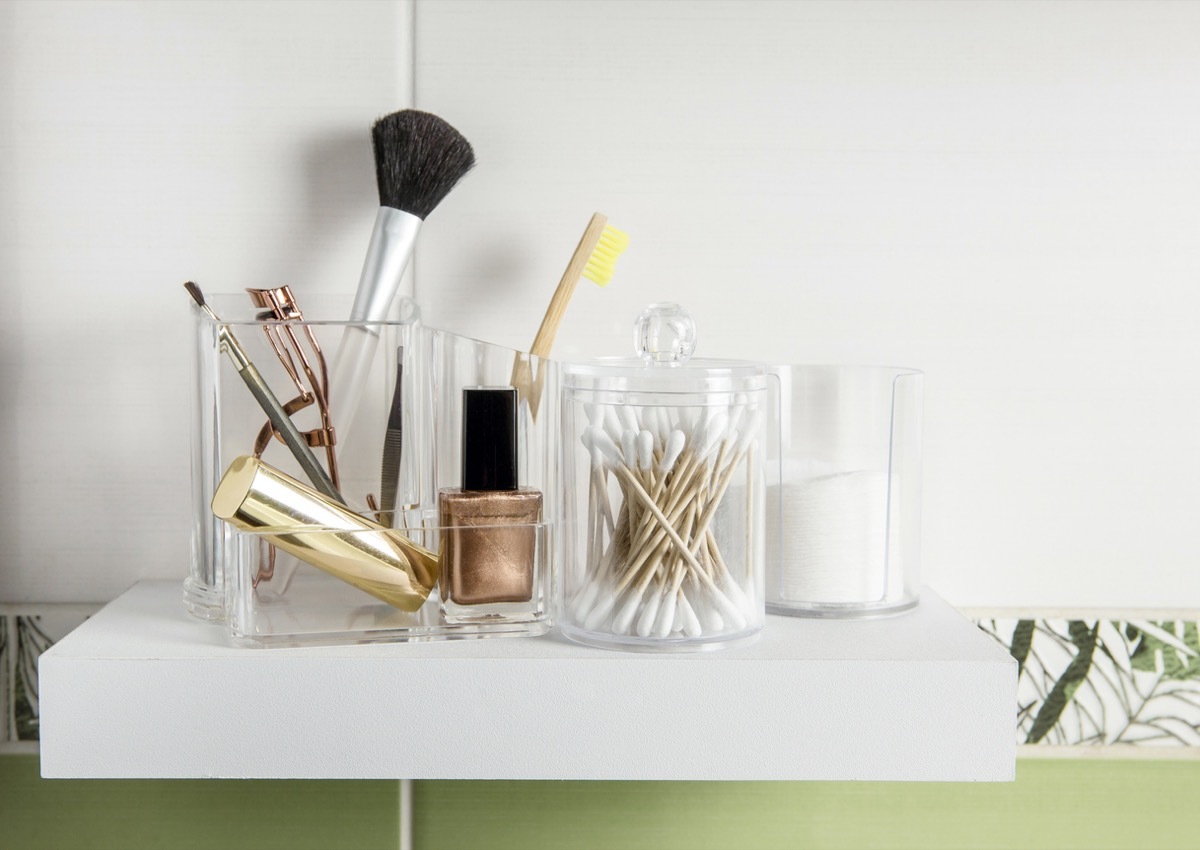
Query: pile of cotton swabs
568,396,762,638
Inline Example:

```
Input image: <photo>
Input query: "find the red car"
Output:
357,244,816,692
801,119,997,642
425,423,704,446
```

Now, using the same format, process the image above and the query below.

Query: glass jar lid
563,303,768,397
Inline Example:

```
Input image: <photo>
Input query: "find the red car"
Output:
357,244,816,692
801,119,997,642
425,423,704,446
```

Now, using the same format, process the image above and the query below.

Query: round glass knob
634,303,696,366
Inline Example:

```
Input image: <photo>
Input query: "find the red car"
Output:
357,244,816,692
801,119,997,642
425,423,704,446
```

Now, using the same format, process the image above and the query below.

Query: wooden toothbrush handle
528,212,608,358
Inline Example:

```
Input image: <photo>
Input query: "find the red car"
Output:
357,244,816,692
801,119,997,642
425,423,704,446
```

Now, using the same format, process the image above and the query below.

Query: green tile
0,755,400,850
5,755,1200,850
414,760,1200,850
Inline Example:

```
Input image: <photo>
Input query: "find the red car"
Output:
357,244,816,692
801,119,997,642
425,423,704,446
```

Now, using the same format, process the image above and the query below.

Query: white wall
3,0,1197,609
414,0,1200,609
0,0,410,601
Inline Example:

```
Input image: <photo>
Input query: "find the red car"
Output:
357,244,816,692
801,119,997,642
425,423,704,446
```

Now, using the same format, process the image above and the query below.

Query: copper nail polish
438,387,542,608
439,490,541,604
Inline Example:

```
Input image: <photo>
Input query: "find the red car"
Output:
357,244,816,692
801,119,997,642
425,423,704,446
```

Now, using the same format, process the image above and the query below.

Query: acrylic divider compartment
224,517,550,647
558,305,768,652
765,365,923,618
426,328,558,628
188,292,425,622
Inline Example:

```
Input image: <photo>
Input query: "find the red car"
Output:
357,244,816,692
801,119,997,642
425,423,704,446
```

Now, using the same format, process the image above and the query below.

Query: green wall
2,756,1198,850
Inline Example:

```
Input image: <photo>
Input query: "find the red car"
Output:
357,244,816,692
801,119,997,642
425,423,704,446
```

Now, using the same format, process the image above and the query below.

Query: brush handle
332,206,423,438
330,328,377,445
350,207,423,323
528,212,608,358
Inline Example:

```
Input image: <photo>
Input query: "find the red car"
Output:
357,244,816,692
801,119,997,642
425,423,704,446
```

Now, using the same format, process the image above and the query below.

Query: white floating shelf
39,581,1015,781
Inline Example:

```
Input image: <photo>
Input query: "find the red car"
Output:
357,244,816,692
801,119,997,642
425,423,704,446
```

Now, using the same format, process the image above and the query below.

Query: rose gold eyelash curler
246,285,341,587
246,286,341,491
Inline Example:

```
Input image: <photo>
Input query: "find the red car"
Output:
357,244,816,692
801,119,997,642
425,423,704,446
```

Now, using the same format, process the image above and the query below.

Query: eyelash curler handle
185,282,343,504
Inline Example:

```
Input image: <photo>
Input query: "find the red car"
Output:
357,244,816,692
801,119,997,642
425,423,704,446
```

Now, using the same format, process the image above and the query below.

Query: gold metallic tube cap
213,455,438,612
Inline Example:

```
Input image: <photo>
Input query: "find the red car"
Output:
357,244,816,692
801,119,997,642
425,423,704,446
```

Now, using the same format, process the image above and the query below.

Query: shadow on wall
283,127,377,295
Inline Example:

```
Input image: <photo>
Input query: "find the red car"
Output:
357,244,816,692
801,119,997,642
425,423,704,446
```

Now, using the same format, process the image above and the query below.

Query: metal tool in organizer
246,286,340,487
185,282,341,503
244,285,342,585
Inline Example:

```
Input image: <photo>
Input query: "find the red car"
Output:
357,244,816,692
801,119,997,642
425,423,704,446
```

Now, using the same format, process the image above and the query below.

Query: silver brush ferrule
350,206,423,325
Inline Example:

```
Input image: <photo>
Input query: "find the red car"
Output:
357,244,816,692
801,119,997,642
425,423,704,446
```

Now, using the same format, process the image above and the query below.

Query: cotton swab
573,398,761,642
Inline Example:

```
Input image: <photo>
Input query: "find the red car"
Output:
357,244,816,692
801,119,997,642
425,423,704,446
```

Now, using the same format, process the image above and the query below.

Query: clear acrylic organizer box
189,293,555,645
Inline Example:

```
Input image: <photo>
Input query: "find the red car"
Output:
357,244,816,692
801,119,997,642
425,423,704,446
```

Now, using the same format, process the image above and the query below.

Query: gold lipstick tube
212,455,438,612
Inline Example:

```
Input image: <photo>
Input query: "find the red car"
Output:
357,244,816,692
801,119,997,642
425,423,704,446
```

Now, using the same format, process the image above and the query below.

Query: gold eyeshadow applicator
185,282,343,503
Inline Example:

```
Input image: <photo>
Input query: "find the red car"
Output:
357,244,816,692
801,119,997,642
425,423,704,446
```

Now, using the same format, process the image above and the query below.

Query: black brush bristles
372,110,475,220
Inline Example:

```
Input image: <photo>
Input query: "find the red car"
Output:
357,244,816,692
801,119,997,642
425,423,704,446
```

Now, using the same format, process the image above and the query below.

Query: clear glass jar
559,305,768,651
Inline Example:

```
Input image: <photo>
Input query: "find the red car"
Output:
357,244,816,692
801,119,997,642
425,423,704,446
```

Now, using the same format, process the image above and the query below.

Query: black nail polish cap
462,387,518,491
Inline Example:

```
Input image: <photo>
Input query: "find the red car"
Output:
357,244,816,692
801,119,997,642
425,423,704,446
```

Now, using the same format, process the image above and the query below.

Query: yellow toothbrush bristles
582,225,630,287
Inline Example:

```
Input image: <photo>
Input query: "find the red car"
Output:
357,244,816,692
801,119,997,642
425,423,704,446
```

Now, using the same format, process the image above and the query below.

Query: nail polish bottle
438,387,543,622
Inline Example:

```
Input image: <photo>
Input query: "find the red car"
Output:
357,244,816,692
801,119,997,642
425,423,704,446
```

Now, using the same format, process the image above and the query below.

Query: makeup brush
331,109,475,435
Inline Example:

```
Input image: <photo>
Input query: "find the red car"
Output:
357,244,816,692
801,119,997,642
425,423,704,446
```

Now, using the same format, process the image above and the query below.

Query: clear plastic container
425,328,559,628
559,304,768,651
765,365,923,618
225,515,550,647
188,291,424,621
189,289,554,644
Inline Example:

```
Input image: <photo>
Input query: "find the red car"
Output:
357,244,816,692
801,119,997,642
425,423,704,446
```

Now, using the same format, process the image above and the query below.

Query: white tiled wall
3,1,1198,609
0,0,410,602
413,0,1200,609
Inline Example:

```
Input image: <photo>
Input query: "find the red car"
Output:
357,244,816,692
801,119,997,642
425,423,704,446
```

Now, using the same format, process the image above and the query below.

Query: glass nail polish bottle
438,386,544,623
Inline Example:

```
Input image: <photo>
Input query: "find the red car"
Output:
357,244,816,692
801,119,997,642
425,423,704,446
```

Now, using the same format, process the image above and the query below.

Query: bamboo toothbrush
514,212,629,412
530,212,628,357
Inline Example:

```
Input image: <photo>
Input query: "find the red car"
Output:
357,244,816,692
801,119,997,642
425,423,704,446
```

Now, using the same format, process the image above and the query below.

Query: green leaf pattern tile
978,618,1200,748
1,607,96,746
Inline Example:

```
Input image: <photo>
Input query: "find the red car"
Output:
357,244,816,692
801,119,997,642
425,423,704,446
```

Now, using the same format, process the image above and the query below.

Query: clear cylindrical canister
559,304,768,651
765,365,923,617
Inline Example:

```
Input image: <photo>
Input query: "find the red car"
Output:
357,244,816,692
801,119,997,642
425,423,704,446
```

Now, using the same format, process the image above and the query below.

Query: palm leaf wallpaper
977,618,1200,748
1,609,95,748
